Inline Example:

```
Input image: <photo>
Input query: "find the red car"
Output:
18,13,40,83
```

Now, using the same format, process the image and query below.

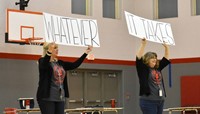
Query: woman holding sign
37,42,92,114
136,38,170,114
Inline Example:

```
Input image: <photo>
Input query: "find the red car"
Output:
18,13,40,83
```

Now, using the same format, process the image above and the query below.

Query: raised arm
63,45,93,70
136,38,147,59
162,43,169,60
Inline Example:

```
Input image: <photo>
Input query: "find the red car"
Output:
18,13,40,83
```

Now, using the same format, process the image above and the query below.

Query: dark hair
142,52,159,68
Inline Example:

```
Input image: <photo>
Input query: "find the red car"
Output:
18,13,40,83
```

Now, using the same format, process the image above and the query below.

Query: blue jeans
139,99,164,114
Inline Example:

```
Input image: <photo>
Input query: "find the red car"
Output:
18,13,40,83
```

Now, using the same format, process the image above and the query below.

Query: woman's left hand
162,41,168,48
162,41,169,59
85,45,93,54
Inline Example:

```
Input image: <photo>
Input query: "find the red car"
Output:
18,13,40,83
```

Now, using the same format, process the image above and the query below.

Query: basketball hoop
24,37,43,46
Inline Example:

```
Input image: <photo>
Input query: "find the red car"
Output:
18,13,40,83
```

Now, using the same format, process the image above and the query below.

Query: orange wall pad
181,76,200,107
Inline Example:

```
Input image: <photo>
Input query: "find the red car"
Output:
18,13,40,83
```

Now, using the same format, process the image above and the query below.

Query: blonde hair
142,52,159,68
42,42,50,57
42,42,58,57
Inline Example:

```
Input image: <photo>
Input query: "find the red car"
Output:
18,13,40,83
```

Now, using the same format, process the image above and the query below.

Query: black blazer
36,53,87,101
136,57,170,96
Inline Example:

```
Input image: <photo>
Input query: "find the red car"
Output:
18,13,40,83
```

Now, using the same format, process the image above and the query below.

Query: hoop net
24,37,43,46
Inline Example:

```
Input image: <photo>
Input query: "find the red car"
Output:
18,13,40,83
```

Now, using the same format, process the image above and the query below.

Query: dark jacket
36,53,87,101
136,57,170,96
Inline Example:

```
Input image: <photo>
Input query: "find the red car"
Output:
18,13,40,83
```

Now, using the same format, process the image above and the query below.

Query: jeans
139,99,164,114
38,100,65,114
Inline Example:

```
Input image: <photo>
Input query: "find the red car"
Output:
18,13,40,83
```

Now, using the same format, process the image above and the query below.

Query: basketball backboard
5,9,45,45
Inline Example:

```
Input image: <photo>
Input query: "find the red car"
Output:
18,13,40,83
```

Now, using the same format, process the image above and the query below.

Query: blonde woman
136,38,170,114
37,42,92,114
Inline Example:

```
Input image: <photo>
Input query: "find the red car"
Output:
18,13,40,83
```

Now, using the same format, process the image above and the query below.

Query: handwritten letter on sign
125,11,175,45
43,13,100,47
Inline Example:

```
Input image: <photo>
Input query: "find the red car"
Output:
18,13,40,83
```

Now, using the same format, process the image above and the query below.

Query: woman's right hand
141,38,147,45
136,38,147,59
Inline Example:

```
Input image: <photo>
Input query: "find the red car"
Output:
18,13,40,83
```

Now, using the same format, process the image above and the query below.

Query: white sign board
43,13,100,47
125,11,175,45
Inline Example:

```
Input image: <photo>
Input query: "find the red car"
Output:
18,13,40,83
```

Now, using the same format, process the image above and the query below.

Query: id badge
159,89,163,96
